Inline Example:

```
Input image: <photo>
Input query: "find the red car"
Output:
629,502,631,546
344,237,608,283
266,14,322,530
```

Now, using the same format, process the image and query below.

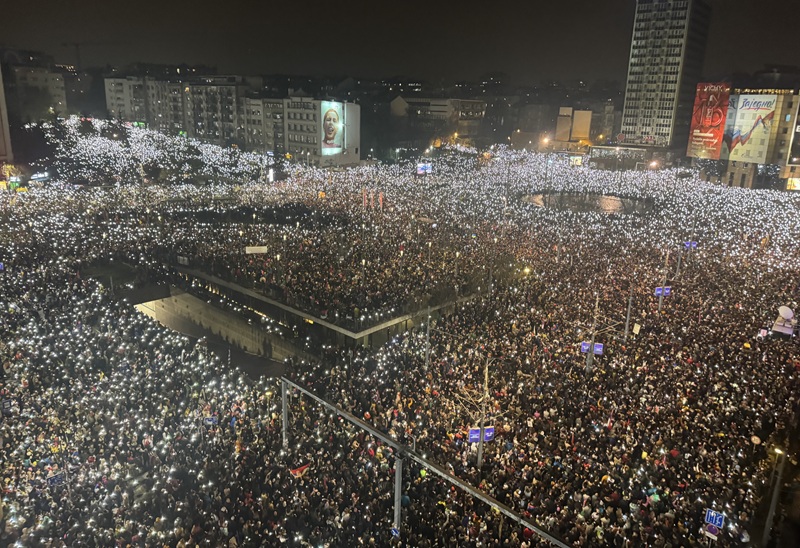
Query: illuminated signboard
722,94,776,164
416,163,432,175
686,83,730,159
320,101,344,156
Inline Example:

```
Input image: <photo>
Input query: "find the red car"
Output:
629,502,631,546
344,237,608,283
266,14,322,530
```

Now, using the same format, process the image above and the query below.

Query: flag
362,188,367,208
290,463,311,478
379,192,384,211
370,190,375,209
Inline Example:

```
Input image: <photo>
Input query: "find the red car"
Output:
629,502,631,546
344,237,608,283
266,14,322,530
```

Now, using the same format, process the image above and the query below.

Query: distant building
389,96,486,140
722,90,797,189
242,97,285,156
104,75,360,165
621,0,711,148
284,97,360,167
183,76,250,146
105,76,147,122
589,100,622,144
516,104,558,141
8,65,68,119
513,101,619,151
0,68,13,163
57,65,94,115
686,84,800,189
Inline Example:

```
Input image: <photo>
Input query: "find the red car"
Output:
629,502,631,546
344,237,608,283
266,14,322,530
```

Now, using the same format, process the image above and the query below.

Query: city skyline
4,0,798,84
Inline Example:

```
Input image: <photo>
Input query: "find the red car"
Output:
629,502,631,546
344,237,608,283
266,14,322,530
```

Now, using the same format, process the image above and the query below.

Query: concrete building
105,76,148,122
516,104,558,140
161,82,188,134
9,65,68,119
104,75,360,164
721,90,797,188
57,65,95,115
0,68,12,163
621,0,710,148
390,96,486,139
589,100,622,144
285,97,361,167
242,97,284,155
183,76,250,147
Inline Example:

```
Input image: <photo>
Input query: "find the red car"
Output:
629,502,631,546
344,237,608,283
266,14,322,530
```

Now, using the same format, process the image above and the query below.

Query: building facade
389,96,487,140
104,76,360,165
9,65,68,119
105,77,148,122
183,76,249,147
284,97,361,167
722,91,797,189
621,0,710,148
0,68,12,163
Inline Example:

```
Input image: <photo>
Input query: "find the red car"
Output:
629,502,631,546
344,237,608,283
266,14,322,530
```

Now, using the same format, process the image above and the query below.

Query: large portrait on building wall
321,101,344,155
721,94,776,164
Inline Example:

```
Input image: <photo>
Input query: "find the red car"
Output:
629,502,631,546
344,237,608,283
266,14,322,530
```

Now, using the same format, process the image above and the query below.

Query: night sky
4,0,799,84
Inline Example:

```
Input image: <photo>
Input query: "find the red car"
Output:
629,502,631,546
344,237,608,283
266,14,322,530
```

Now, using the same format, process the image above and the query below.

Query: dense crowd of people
1,124,800,546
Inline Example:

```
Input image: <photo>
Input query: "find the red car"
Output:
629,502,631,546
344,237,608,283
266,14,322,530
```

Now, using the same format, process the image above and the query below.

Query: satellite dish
778,306,794,321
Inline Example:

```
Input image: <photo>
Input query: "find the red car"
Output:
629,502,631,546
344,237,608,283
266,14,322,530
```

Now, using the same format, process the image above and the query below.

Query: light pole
477,357,493,469
542,137,551,188
762,447,786,547
586,293,600,372
623,273,635,342
424,306,431,371
657,248,670,314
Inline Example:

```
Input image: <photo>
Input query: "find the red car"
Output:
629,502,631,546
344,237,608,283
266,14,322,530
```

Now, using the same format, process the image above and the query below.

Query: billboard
320,101,344,156
686,83,730,159
722,94,776,164
571,110,592,141
416,163,432,175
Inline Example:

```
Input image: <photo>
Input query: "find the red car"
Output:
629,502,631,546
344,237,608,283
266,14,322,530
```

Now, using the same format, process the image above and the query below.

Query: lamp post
586,293,600,372
542,137,551,188
623,273,635,342
657,248,670,314
477,357,493,469
762,447,786,547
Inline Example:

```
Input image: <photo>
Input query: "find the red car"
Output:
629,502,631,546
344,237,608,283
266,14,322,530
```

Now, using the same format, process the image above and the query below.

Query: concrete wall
136,291,311,362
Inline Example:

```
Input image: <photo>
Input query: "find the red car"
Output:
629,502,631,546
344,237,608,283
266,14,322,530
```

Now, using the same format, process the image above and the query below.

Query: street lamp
762,447,787,546
542,137,553,188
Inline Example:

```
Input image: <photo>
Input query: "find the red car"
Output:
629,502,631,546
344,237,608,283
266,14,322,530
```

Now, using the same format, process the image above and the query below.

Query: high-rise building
621,0,711,148
0,68,13,163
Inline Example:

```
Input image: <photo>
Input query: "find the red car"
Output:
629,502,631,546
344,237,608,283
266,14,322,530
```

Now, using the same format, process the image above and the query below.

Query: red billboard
686,83,731,159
